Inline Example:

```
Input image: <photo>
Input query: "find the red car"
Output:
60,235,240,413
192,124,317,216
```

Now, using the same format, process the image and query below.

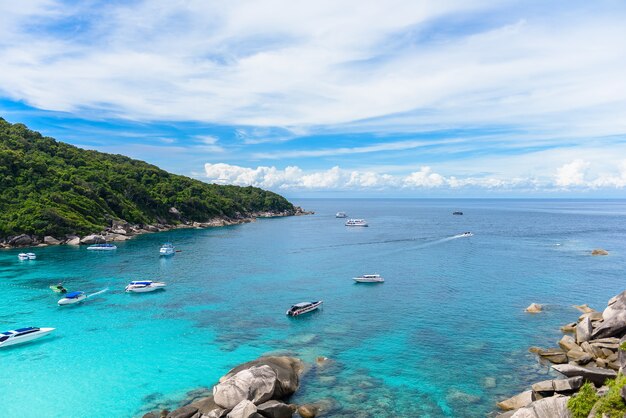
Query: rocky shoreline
0,206,313,249
142,355,331,418
495,291,626,417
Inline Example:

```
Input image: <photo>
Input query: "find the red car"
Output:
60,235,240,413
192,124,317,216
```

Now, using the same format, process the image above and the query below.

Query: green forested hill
0,118,294,238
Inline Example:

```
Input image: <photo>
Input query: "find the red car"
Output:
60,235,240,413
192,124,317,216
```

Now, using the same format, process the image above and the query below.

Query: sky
1,0,626,197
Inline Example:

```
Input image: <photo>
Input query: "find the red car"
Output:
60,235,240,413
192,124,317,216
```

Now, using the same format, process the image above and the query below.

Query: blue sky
1,0,626,197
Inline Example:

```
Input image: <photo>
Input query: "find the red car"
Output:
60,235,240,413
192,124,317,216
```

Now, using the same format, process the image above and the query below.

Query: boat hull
286,301,323,316
125,283,166,293
58,295,86,305
0,328,55,348
353,278,384,283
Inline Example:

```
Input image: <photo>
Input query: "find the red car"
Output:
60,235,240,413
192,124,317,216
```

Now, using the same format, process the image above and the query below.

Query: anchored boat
159,243,175,256
336,212,347,218
87,243,117,251
345,219,368,227
0,327,55,348
353,274,384,283
286,301,323,317
58,291,87,305
125,280,166,293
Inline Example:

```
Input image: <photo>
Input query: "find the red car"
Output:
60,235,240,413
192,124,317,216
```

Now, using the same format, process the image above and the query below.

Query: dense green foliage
595,374,626,417
0,118,294,238
567,382,600,418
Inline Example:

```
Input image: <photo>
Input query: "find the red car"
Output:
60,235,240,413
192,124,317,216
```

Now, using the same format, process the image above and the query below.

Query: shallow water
1,199,625,417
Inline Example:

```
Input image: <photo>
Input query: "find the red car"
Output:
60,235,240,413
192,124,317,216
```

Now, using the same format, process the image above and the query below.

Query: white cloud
1,0,625,142
555,159,589,187
204,160,626,192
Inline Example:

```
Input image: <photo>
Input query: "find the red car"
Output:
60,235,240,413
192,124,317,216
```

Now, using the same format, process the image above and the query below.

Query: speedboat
87,243,117,251
461,232,473,237
50,283,67,293
345,219,368,227
125,280,166,293
0,327,55,348
453,211,463,215
353,274,384,283
26,253,36,260
18,253,29,260
286,301,323,317
159,243,175,256
58,291,87,305
336,212,347,218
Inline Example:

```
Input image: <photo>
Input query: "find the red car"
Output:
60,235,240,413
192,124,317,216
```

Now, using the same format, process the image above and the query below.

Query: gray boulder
227,400,260,418
497,390,535,411
558,335,580,352
576,317,593,344
552,364,617,386
592,291,626,339
166,406,199,418
9,234,33,246
65,235,80,245
567,349,593,365
256,400,295,418
189,396,227,417
80,234,105,245
219,356,303,400
213,365,277,409
537,348,568,364
43,236,62,245
532,377,582,396
510,395,571,418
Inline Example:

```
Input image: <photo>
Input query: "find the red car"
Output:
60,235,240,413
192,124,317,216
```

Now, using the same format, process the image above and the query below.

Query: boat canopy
14,327,38,333
66,291,84,298
130,281,152,285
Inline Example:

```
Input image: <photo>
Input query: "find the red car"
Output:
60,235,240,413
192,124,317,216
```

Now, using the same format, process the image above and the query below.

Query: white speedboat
461,232,473,237
159,243,175,256
58,291,87,305
336,212,347,218
18,253,29,260
345,219,368,227
286,300,323,317
26,253,36,260
125,280,166,293
0,327,55,348
353,274,384,283
87,243,117,251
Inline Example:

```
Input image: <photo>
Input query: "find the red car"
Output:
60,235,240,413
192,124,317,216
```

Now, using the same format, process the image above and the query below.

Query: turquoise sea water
1,199,626,417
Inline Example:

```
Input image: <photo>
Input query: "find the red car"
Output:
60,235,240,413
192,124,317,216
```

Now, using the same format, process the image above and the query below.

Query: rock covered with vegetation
496,291,626,417
0,118,304,246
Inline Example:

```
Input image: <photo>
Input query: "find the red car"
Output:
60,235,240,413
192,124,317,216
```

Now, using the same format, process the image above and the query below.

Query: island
0,118,309,247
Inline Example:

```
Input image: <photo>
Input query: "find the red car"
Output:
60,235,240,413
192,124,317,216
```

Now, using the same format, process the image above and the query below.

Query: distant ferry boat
125,280,166,293
336,212,347,218
345,219,368,227
159,243,175,256
452,211,463,215
353,274,384,283
18,252,36,260
87,243,117,251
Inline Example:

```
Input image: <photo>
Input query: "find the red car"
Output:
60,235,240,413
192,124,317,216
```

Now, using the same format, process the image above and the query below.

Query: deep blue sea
1,199,625,417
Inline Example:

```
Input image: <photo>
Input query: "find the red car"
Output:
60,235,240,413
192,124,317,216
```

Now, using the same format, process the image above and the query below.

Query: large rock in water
525,303,543,313
80,234,105,245
591,249,609,256
510,395,571,418
218,356,303,400
552,364,617,386
226,400,261,418
592,290,626,339
43,236,61,245
256,400,295,418
8,234,33,246
576,317,593,344
497,390,535,411
213,366,277,409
